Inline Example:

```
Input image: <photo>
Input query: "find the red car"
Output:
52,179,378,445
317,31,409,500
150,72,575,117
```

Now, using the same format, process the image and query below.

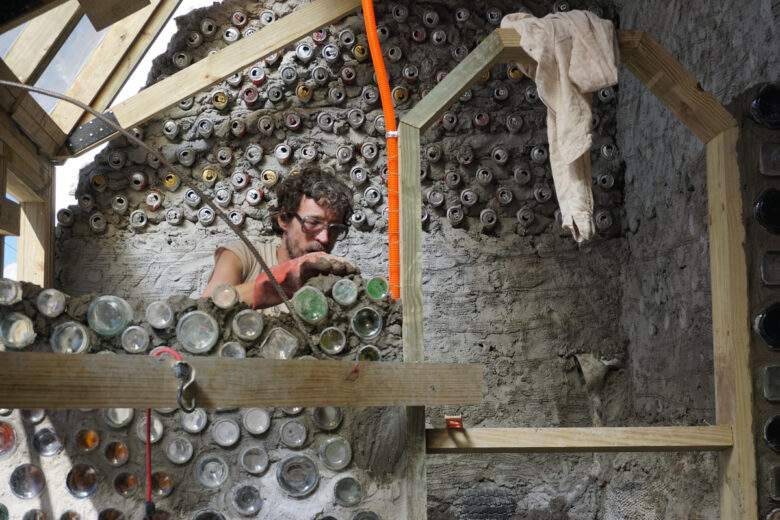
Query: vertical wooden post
706,126,758,519
399,121,426,519
16,163,54,287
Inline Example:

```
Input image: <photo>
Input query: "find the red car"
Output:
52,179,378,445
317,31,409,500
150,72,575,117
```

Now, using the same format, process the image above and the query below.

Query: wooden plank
17,170,53,286
0,197,21,236
496,28,535,69
398,121,426,519
74,0,181,129
79,0,150,31
426,426,734,454
620,32,737,143
0,0,69,34
0,61,65,159
706,127,758,519
49,0,162,136
92,0,361,139
3,0,83,84
0,353,483,409
402,30,505,131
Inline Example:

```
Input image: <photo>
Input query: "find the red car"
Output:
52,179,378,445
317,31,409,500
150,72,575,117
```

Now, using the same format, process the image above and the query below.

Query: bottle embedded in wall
750,83,780,129
754,189,780,234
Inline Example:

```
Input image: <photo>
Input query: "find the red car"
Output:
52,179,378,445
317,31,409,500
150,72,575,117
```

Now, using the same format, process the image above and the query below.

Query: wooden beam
0,353,483,409
74,0,181,129
17,171,53,285
398,120,426,519
3,0,83,84
0,0,69,34
706,127,758,519
619,32,737,143
0,61,66,159
402,30,505,131
0,111,52,202
426,426,734,454
71,0,362,154
0,197,21,236
79,0,150,31
49,0,163,136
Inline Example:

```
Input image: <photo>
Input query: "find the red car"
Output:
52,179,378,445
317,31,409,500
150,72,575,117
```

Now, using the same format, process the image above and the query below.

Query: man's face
278,196,343,259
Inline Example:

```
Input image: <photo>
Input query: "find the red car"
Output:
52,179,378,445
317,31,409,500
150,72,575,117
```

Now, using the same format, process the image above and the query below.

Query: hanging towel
501,10,619,242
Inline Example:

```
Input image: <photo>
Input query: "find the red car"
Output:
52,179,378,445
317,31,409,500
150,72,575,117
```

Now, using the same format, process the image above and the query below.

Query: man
203,168,357,310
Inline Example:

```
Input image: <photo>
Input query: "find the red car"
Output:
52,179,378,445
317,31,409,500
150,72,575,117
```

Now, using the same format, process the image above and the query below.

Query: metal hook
173,361,197,413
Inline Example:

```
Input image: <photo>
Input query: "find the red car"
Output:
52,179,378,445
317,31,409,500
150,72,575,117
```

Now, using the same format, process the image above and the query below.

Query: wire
0,79,314,345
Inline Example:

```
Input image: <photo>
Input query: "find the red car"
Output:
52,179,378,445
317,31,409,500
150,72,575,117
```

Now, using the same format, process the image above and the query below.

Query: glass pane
32,14,107,112
0,23,26,58
3,194,18,280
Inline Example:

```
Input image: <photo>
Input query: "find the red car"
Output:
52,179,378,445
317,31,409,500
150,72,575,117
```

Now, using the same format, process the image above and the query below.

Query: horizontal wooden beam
2,0,83,84
0,352,483,409
618,31,737,143
0,197,21,236
70,0,362,154
426,426,734,454
79,0,150,31
50,0,164,136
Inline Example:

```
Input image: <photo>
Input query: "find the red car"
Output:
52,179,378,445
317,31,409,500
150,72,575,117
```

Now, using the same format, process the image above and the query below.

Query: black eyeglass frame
286,212,350,241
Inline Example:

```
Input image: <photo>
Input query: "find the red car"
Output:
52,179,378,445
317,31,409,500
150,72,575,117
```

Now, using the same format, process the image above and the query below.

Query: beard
284,233,328,259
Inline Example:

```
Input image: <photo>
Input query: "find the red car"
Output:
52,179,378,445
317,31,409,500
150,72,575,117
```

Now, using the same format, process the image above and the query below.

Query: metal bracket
66,111,119,155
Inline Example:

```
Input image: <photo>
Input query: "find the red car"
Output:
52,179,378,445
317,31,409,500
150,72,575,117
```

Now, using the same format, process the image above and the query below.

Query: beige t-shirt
215,237,286,315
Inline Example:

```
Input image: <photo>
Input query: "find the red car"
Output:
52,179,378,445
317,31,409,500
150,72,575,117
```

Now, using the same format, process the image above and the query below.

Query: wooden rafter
68,0,363,156
0,0,150,33
78,0,151,31
0,353,483,409
74,0,181,128
0,0,69,33
48,0,171,137
2,0,83,85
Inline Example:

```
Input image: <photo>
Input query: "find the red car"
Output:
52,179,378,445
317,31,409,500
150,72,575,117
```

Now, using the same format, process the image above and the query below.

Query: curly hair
272,167,353,232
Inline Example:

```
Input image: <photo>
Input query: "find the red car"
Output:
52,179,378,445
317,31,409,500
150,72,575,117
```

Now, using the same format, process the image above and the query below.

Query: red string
145,408,152,503
145,346,183,510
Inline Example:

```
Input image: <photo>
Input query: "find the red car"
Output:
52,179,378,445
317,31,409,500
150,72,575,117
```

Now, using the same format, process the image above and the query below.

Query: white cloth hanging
501,10,619,242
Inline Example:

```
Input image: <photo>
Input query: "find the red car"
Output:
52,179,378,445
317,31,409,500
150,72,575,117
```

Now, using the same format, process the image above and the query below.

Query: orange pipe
361,0,400,300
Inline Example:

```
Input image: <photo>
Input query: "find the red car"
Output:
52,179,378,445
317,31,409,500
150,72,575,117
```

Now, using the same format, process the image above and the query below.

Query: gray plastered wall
35,0,780,518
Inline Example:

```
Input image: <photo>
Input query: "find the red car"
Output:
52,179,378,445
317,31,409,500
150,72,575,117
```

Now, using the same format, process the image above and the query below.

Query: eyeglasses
288,213,349,241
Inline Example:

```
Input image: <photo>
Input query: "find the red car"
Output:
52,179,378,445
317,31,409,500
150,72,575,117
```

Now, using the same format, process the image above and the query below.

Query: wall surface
36,0,780,518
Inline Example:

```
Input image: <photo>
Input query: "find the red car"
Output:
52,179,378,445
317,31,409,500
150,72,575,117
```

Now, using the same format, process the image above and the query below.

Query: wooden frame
48,0,180,137
2,0,83,85
69,0,363,155
0,0,150,33
398,28,754,518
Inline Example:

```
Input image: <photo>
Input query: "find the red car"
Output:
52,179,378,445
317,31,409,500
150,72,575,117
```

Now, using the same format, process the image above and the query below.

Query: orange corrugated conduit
361,0,400,300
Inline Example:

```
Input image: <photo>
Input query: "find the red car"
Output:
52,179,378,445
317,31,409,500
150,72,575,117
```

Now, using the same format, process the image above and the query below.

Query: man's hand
253,252,358,309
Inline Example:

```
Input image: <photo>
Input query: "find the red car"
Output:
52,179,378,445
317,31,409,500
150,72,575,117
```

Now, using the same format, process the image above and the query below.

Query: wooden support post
426,426,734,453
706,126,758,519
2,0,83,84
70,0,362,155
49,0,167,136
17,166,54,286
0,143,21,237
399,120,427,519
0,353,482,409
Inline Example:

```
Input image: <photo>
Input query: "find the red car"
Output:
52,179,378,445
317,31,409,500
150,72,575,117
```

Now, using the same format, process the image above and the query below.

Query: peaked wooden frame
399,28,755,519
